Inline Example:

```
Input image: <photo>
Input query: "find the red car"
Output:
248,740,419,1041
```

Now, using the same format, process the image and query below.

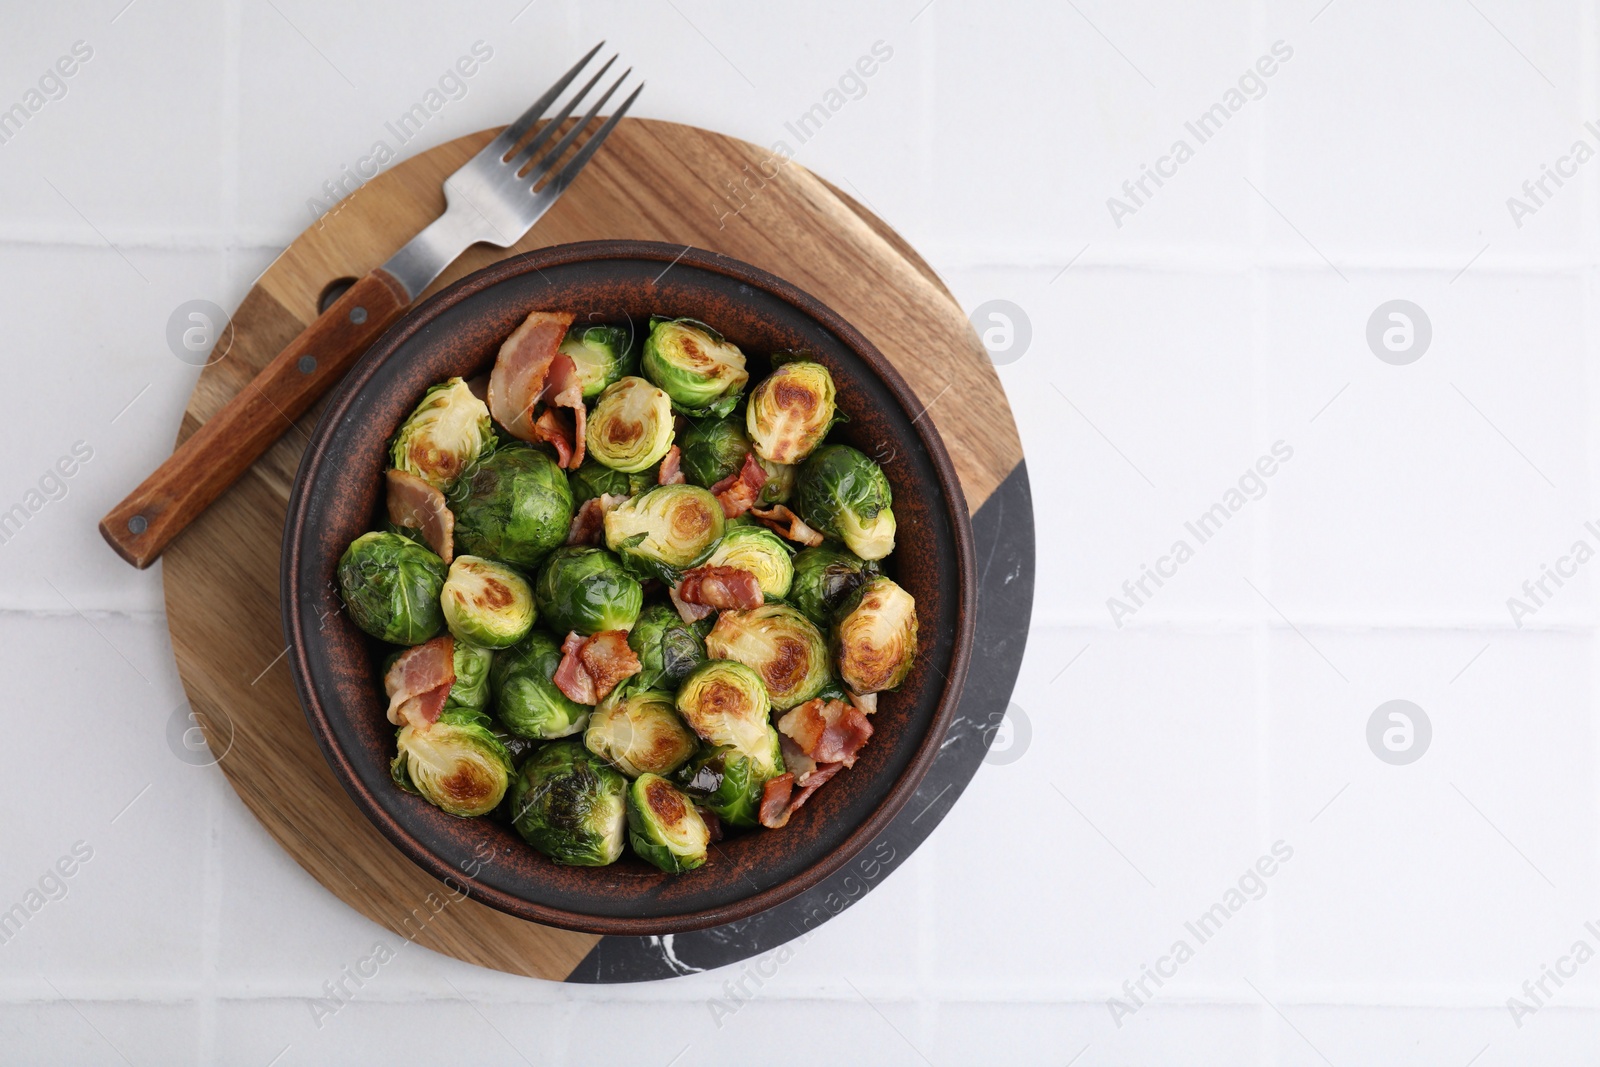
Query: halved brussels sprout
559,323,636,400
389,377,495,491
449,444,574,569
585,689,699,778
627,603,710,692
603,484,725,583
568,459,653,506
793,445,896,561
789,545,880,628
704,525,794,599
534,546,643,636
440,555,536,649
491,630,591,739
640,318,749,416
678,415,795,505
445,641,495,711
675,660,783,776
675,745,765,830
586,376,675,473
337,531,447,645
835,577,919,694
627,773,710,873
508,740,627,866
747,360,837,465
705,604,830,710
390,707,513,818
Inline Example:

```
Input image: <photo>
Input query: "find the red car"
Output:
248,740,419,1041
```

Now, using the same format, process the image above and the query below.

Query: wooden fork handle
100,269,412,569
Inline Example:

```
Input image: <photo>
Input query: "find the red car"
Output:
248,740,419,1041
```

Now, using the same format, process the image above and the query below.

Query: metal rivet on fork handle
127,515,148,535
298,356,317,374
349,307,368,325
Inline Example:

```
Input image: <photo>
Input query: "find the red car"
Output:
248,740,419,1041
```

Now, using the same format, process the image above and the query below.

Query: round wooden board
163,119,1026,981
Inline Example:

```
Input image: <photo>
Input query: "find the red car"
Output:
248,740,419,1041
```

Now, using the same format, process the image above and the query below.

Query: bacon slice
383,635,456,729
676,565,764,611
566,493,629,546
538,352,587,469
487,310,574,442
668,582,717,625
710,453,768,518
776,697,874,768
385,468,454,562
658,445,685,485
578,630,641,701
758,762,842,829
532,407,576,467
750,504,824,547
848,689,878,716
552,630,640,705
779,733,817,784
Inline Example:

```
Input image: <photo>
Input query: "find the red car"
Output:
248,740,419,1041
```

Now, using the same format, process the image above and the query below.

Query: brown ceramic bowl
282,240,974,934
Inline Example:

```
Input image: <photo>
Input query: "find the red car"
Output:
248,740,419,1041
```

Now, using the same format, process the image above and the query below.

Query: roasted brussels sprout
675,660,784,776
675,745,765,829
627,603,710,691
678,415,794,505
627,773,710,873
440,555,536,649
604,484,725,582
585,689,699,778
389,377,495,491
746,360,837,465
793,445,896,561
449,444,574,569
789,545,880,628
559,323,636,400
390,707,513,818
586,376,675,473
705,604,830,710
640,318,749,416
508,740,627,866
534,546,643,636
835,577,919,694
337,531,447,645
445,641,495,711
705,525,794,599
491,630,591,739
568,459,653,505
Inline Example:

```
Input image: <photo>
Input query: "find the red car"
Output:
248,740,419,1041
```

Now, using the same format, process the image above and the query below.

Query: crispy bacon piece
658,445,685,485
758,762,842,829
776,697,874,768
566,493,629,546
578,630,641,701
848,690,878,716
676,565,764,611
750,504,824,547
710,453,768,518
383,635,455,729
779,734,818,784
552,630,641,705
487,310,574,442
385,468,454,562
668,583,717,625
532,407,577,467
539,353,587,469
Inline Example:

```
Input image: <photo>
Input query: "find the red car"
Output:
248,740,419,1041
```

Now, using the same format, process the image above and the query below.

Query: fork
100,44,642,568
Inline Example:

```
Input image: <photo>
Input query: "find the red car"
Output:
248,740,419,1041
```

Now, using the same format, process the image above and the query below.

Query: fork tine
535,82,644,203
522,67,631,189
508,54,619,174
482,41,605,160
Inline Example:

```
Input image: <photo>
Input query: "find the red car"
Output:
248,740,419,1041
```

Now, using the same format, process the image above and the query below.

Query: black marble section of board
567,460,1035,983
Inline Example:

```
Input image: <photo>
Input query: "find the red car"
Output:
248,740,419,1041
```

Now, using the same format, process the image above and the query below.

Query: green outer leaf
507,740,628,866
533,546,643,636
448,444,574,569
490,630,591,739
337,531,447,645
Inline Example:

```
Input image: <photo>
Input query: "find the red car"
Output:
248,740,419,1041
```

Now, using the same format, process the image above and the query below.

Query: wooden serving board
163,119,1025,980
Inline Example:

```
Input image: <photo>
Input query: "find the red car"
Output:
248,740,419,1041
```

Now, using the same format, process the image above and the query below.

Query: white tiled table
3,1,1596,1063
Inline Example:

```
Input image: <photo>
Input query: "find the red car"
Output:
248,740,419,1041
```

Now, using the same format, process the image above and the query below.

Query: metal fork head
381,44,642,299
